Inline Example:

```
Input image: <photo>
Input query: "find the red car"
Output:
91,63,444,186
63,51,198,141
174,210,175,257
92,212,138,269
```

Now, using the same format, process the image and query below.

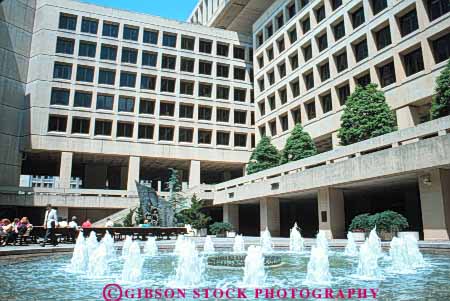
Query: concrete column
419,169,450,240
317,187,345,239
396,106,420,130
223,204,239,232
189,160,201,188
331,131,341,149
127,156,140,192
260,197,280,236
59,152,73,189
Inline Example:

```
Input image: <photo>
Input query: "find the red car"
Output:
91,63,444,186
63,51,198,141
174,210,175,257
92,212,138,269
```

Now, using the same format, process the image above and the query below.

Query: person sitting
82,219,92,228
105,218,114,228
68,216,78,243
58,218,68,228
0,219,16,246
69,216,78,229
140,220,151,228
18,217,33,236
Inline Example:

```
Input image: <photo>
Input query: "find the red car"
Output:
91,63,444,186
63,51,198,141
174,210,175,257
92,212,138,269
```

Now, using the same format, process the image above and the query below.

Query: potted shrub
177,195,211,237
348,213,370,241
370,210,409,241
210,222,233,238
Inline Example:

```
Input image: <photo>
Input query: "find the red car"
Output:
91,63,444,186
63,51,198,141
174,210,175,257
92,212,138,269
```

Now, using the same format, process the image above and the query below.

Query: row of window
58,13,252,61
53,62,254,102
48,115,254,147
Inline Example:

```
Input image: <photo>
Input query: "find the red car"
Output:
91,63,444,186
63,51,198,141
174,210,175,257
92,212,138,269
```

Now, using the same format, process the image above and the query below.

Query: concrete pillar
331,131,341,149
189,160,201,188
419,169,450,240
127,156,140,192
260,197,280,236
59,152,73,189
396,106,420,130
223,204,239,232
317,187,345,239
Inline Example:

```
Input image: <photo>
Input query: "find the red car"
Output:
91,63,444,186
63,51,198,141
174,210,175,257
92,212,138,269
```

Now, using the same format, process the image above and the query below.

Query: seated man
140,220,151,228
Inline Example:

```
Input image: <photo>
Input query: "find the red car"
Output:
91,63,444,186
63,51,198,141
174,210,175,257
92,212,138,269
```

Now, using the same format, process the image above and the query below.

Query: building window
259,125,266,137
50,88,69,106
198,106,212,120
179,104,194,119
317,33,328,52
354,39,368,62
315,5,326,23
280,115,289,132
335,51,348,72
234,89,246,102
143,30,158,44
399,10,419,37
331,0,342,11
78,41,96,58
217,43,229,57
267,47,274,61
59,14,77,31
118,96,135,112
199,61,212,75
234,110,247,124
426,0,449,21
142,51,157,67
279,88,287,104
277,38,285,53
161,78,175,93
356,73,371,87
278,63,286,78
319,63,330,82
234,46,246,60
138,124,154,139
179,128,193,143
338,84,350,105
159,126,174,141
333,21,345,41
96,94,114,110
291,80,300,97
98,69,115,85
121,48,138,64
199,40,212,53
276,13,284,29
141,75,156,90
117,122,133,138
269,120,277,136
288,2,297,19
102,22,119,38
181,36,195,50
306,101,316,120
290,54,299,70
303,44,312,62
74,91,92,108
217,86,230,100
198,83,212,98
180,81,194,95
72,117,90,134
321,93,333,113
371,0,387,15
163,33,177,47
81,18,98,34
120,72,136,87
217,64,229,78
378,61,396,87
304,72,314,90
266,23,273,38
48,115,67,132
258,78,265,92
162,55,177,70
217,132,230,146
159,102,175,117
268,95,276,111
291,107,301,124
234,133,247,147
76,66,94,82
259,101,266,116
375,25,392,50
139,99,155,115
94,120,112,136
217,108,230,122
123,26,139,41
233,67,246,81
301,17,310,34
198,130,212,144
56,38,74,54
257,32,264,48
289,27,297,44
53,63,72,79
100,44,117,61
432,33,450,63
403,48,425,76
351,7,365,29
180,57,194,72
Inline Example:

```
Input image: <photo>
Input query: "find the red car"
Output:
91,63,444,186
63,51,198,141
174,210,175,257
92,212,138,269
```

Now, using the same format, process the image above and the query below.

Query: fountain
242,246,266,287
389,237,413,274
169,238,205,287
316,231,329,254
305,246,331,285
289,223,304,253
260,228,273,253
356,239,383,280
173,235,185,255
122,236,132,258
367,227,383,258
144,237,158,256
88,242,109,277
86,231,99,257
121,241,144,282
404,234,425,268
233,234,245,253
101,231,116,261
344,232,359,257
69,232,88,273
203,236,215,253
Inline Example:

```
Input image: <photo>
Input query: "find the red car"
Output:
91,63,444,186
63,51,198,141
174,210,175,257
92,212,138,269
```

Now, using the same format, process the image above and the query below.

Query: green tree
280,124,317,164
431,60,450,119
123,209,135,227
178,194,211,230
167,168,187,211
246,136,281,175
338,84,396,146
134,206,144,225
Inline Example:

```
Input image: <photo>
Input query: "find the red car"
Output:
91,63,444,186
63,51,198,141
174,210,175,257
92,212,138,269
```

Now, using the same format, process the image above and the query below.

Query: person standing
41,204,58,247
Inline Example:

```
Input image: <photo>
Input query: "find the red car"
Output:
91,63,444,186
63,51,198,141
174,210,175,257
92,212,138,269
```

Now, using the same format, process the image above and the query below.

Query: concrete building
0,0,449,240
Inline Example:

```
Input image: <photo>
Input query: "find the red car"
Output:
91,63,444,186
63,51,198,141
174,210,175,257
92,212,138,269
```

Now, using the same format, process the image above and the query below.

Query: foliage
177,194,211,230
123,209,135,227
348,213,371,232
209,222,233,235
247,136,281,175
167,168,187,213
280,124,317,164
369,210,409,233
134,206,145,225
113,222,123,227
431,60,450,119
338,84,396,146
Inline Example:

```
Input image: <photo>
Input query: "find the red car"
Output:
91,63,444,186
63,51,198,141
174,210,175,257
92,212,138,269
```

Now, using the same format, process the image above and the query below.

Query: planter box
351,232,366,242
398,231,420,240
379,231,395,241
194,228,207,237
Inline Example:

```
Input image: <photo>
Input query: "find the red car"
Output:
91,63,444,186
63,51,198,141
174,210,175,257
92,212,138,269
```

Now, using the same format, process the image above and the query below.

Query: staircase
93,207,136,226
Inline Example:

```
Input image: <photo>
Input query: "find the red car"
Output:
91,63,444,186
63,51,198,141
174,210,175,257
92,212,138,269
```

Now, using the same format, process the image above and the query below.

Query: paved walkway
1,236,449,257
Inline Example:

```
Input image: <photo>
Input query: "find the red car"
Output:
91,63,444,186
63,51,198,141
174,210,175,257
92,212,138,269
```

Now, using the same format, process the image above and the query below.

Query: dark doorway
280,198,318,238
239,204,260,236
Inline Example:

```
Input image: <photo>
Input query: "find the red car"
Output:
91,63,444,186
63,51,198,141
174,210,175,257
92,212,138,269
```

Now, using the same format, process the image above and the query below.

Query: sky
79,0,199,21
